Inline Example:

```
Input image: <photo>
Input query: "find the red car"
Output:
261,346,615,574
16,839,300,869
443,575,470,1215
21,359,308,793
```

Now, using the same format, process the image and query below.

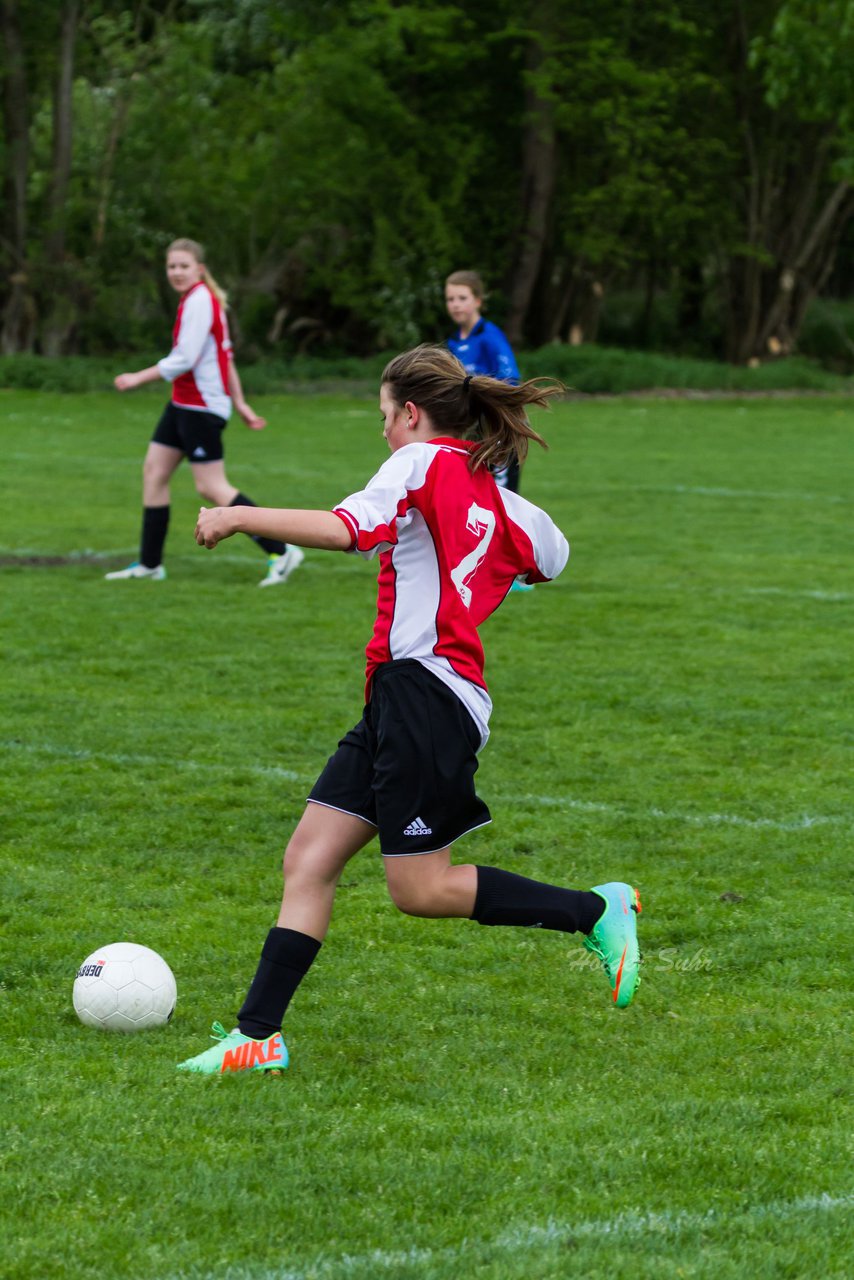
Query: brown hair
166,238,228,307
445,270,486,301
381,344,563,473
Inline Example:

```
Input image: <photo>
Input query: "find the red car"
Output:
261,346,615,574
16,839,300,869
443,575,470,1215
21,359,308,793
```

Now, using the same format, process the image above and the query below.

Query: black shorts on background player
152,402,226,462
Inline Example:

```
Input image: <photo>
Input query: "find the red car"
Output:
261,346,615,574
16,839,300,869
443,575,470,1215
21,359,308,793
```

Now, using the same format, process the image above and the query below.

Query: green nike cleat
177,1021,289,1075
582,882,642,1008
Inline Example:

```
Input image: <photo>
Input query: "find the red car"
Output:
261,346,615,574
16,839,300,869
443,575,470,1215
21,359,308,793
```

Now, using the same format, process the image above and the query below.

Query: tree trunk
1,0,35,353
505,12,557,347
94,92,132,250
41,0,80,356
47,0,79,262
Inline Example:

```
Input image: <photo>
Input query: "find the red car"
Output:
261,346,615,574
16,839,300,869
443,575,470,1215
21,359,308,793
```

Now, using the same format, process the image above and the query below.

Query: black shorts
308,660,492,856
151,402,226,462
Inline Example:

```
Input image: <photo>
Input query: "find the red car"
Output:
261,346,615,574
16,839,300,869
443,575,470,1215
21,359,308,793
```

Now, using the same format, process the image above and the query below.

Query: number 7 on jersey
450,502,496,608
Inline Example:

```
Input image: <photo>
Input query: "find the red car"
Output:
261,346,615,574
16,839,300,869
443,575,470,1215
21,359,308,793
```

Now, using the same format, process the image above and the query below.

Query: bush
798,298,854,374
1,345,850,396
520,343,851,394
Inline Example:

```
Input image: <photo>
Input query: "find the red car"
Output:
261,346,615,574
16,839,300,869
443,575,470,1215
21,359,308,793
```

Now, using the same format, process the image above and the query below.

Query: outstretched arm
114,366,163,391
196,505,352,551
227,361,266,430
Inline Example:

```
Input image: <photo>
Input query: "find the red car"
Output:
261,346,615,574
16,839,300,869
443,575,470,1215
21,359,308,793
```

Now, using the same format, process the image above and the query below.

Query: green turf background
1,388,852,1279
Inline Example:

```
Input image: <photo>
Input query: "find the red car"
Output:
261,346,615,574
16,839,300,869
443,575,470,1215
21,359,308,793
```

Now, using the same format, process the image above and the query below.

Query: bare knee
384,855,476,919
143,454,169,494
385,870,439,918
282,832,314,884
194,474,236,506
282,830,343,891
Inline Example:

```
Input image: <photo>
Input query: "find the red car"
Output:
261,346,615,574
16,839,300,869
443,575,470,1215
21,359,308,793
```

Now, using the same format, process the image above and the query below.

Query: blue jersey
447,318,519,384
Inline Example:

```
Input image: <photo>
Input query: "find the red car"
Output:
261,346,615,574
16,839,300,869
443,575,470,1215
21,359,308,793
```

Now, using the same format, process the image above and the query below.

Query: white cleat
104,562,166,580
259,545,304,588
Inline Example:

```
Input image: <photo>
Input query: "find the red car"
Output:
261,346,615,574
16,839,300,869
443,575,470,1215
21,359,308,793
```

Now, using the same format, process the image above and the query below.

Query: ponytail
381,344,562,472
166,238,229,308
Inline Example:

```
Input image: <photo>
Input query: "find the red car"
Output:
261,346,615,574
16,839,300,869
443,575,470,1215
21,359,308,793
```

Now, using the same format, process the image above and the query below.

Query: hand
195,506,237,549
114,372,138,392
237,403,267,431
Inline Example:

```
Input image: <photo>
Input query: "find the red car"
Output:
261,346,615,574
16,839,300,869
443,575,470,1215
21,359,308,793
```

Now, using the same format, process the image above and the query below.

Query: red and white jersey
156,282,232,419
334,437,569,745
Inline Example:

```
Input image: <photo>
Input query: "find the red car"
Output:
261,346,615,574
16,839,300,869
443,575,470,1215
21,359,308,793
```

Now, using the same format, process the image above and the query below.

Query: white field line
502,791,847,833
0,544,260,564
1,546,850,600
741,585,852,602
162,1191,854,1280
1,740,300,782
657,582,852,603
3,740,848,833
646,484,849,504
0,545,332,569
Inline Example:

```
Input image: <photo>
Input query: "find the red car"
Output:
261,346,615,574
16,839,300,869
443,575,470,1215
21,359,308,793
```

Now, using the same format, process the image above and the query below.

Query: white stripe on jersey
382,505,494,748
156,285,232,420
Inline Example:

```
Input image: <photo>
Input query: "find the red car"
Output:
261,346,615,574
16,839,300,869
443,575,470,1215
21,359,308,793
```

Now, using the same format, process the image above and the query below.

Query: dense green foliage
0,340,852,395
1,388,852,1278
2,1,853,363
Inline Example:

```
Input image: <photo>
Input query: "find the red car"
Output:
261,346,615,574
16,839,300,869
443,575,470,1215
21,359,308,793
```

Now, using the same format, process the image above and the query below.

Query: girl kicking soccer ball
106,237,303,587
178,344,641,1075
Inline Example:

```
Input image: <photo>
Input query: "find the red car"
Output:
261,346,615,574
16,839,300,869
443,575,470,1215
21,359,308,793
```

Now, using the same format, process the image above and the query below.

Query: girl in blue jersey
176,343,641,1076
446,270,522,497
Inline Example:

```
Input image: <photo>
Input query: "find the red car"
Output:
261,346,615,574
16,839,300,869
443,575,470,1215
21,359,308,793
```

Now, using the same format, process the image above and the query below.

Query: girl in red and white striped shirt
178,345,641,1075
106,238,302,587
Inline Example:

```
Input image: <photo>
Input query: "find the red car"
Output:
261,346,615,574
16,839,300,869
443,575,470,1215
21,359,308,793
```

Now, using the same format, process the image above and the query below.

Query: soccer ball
73,942,177,1032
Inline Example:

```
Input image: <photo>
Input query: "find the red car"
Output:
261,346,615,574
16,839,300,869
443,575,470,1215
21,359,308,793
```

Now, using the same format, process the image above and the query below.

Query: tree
720,0,854,361
1,0,34,352
502,1,733,349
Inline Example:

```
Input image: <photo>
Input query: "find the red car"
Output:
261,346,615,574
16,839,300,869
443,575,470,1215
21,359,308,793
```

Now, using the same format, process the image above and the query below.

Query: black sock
472,865,603,935
140,505,169,568
229,492,286,557
237,927,321,1039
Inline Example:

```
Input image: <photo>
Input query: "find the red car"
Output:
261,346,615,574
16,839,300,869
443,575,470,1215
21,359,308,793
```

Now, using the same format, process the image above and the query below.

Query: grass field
1,386,852,1279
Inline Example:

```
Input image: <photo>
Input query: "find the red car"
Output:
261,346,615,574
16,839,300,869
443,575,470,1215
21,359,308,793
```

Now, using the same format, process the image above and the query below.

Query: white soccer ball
73,942,177,1032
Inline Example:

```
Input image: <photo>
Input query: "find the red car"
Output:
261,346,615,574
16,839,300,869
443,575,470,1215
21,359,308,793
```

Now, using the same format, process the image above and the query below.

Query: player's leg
374,664,641,1007
276,802,377,938
384,852,641,1008
384,850,600,930
235,718,381,1039
191,457,304,587
383,848,476,917
236,803,376,1033
105,438,181,579
189,458,237,506
143,440,184,506
177,805,374,1075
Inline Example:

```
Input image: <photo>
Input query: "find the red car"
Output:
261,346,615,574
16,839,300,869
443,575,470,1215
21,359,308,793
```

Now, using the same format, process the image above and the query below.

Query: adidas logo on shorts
403,816,432,836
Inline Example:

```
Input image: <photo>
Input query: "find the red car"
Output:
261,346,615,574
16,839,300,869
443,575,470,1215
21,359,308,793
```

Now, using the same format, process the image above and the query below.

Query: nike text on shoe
582,882,642,1008
177,1021,289,1075
104,562,166,580
259,545,305,588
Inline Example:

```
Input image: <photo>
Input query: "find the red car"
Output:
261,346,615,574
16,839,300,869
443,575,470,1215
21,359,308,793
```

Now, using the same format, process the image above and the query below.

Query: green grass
1,387,852,1279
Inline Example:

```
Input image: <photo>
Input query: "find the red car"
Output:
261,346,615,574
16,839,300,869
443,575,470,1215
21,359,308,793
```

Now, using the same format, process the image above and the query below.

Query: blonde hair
445,270,486,302
166,238,228,307
381,344,562,474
